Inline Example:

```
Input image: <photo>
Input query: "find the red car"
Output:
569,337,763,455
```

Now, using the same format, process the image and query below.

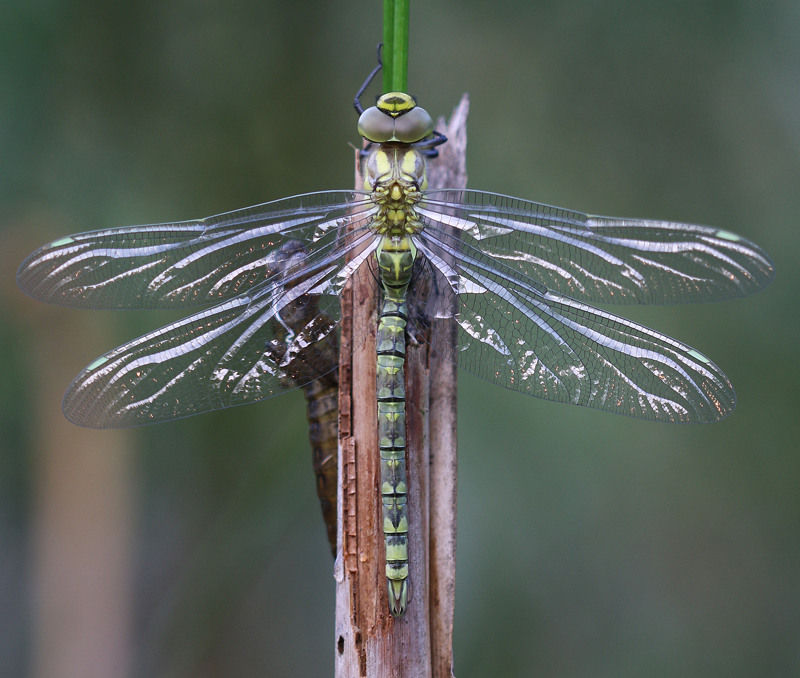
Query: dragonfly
17,82,775,617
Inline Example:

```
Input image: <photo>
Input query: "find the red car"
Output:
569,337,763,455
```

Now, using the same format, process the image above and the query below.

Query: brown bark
336,96,469,678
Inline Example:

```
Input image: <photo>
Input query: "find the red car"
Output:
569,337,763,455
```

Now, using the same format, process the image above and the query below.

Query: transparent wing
62,233,379,428
414,228,735,423
418,190,775,305
17,191,376,309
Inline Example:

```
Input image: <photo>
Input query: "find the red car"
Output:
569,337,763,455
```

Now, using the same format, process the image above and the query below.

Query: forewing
414,228,735,423
17,191,375,309
418,190,774,306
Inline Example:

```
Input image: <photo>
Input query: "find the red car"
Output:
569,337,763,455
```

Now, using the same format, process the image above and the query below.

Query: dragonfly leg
353,43,383,115
411,130,448,159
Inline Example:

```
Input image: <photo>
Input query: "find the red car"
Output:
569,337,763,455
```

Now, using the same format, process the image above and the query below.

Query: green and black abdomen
376,236,416,617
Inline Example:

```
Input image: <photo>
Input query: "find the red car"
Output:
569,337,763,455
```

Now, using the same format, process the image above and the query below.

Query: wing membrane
19,179,771,427
17,191,375,309
418,190,774,306
415,228,735,423
61,255,358,428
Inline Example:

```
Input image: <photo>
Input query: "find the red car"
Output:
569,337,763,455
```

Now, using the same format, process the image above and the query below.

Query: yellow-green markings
376,244,413,617
715,229,742,242
374,235,418,616
688,348,711,364
87,356,109,371
50,237,75,247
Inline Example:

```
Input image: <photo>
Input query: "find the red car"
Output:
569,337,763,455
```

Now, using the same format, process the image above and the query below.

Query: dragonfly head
358,92,434,144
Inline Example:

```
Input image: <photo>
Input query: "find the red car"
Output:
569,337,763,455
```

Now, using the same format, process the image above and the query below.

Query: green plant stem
382,0,395,93
383,0,409,93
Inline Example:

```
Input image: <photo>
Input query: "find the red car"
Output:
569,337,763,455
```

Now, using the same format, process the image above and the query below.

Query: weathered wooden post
335,96,469,678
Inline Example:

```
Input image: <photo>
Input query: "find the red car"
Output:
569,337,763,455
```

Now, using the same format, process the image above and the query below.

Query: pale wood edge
428,94,469,678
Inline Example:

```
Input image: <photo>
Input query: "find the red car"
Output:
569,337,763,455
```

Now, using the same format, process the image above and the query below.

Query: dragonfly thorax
365,145,427,237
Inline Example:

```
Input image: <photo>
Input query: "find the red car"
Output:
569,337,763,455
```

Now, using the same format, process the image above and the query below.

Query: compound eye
358,106,394,142
393,106,434,143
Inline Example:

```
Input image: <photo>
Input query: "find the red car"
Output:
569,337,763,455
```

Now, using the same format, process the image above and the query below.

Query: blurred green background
1,0,797,676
